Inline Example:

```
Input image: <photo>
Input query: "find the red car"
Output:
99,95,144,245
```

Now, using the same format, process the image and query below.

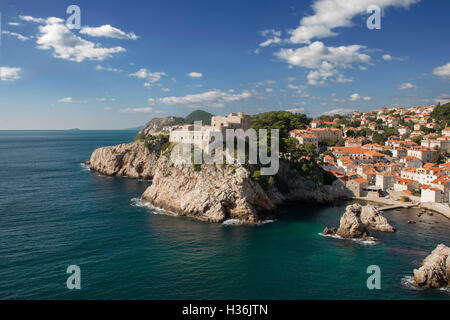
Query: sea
0,130,449,299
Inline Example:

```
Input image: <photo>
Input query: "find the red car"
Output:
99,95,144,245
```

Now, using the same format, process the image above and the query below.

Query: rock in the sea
89,141,160,179
360,205,396,232
413,244,450,289
322,227,337,235
336,204,369,239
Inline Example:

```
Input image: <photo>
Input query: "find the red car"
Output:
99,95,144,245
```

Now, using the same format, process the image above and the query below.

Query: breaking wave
222,219,244,226
80,163,90,171
400,275,450,294
318,232,378,246
130,198,174,216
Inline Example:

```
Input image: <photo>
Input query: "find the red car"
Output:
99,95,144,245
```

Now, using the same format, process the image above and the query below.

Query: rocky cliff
142,157,274,223
141,156,338,223
89,139,340,223
89,140,161,179
414,244,450,289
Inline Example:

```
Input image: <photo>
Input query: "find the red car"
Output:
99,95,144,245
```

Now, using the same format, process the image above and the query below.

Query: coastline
353,196,450,219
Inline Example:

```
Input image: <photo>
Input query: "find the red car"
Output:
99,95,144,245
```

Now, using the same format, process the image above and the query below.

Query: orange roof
353,177,368,184
423,163,438,169
396,178,416,185
405,156,421,161
432,176,450,185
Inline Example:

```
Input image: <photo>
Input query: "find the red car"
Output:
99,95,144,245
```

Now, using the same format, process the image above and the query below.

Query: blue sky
0,0,449,129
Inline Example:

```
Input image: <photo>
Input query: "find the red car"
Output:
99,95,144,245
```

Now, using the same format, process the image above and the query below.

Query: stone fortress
169,112,251,151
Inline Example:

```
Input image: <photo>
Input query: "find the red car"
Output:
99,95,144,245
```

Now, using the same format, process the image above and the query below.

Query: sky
0,0,449,129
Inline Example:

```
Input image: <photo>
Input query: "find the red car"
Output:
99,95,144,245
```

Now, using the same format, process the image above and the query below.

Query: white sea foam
80,163,91,171
222,219,244,226
318,233,378,246
130,198,174,216
400,275,450,294
400,276,421,291
260,218,276,224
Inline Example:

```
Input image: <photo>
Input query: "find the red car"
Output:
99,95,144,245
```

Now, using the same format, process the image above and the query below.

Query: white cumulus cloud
95,65,123,72
2,30,30,41
349,93,371,101
433,63,450,79
59,97,73,103
35,17,125,62
80,25,139,40
276,41,370,85
187,72,203,78
129,68,167,86
398,82,417,90
19,15,45,23
160,90,252,108
259,29,282,47
0,67,21,81
288,0,420,44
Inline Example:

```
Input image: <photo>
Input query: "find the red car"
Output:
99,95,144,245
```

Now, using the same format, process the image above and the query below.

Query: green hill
184,110,214,125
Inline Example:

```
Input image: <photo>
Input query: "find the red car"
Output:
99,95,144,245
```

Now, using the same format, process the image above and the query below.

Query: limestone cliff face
89,141,160,180
142,157,275,223
140,157,339,223
414,244,450,289
89,141,342,223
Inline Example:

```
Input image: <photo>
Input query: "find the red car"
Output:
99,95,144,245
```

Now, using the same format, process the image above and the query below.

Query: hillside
184,110,214,125
135,110,213,139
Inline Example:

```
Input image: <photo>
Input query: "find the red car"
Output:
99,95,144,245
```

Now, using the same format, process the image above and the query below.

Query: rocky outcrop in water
323,204,395,239
360,205,396,232
89,141,161,179
336,204,370,239
413,244,450,289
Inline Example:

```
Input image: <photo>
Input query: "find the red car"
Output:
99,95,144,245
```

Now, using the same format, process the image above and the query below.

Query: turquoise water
0,130,449,300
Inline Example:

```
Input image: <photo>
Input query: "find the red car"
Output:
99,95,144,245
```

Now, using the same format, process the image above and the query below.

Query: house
309,128,343,142
443,127,450,137
430,176,450,202
406,147,437,163
421,185,444,203
422,136,450,153
394,178,420,193
376,172,395,191
346,177,368,197
398,127,411,136
310,120,321,128
401,156,422,168
295,134,319,150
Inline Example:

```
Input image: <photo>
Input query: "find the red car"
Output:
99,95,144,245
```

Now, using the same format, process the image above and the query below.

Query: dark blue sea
0,130,449,299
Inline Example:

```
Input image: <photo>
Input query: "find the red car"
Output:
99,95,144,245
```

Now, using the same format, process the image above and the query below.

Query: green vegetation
134,131,146,141
371,127,399,144
251,170,273,190
431,102,450,127
251,111,311,139
184,110,214,125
